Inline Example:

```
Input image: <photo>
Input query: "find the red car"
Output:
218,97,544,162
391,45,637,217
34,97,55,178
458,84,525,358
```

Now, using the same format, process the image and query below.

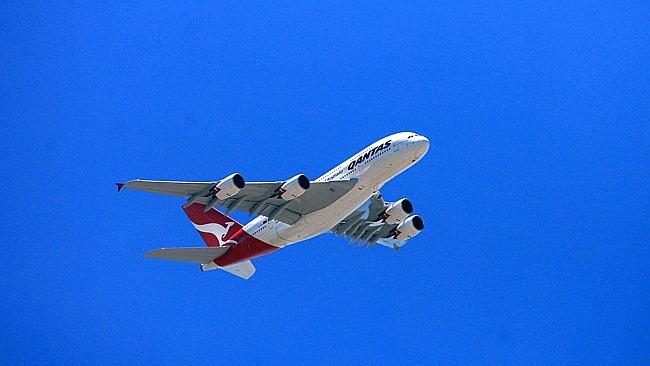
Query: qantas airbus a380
117,132,429,279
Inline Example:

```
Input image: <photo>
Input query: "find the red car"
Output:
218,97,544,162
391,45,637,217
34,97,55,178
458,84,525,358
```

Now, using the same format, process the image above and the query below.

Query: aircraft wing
330,193,412,251
118,178,358,225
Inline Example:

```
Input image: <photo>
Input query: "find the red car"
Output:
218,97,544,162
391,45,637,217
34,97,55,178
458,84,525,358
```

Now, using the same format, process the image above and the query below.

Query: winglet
116,182,125,192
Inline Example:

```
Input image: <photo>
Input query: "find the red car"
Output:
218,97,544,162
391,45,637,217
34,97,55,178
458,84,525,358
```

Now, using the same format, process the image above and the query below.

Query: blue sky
1,1,648,365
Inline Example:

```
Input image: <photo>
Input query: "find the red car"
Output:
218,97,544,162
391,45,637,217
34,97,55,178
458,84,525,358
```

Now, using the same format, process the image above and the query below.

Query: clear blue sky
1,1,648,365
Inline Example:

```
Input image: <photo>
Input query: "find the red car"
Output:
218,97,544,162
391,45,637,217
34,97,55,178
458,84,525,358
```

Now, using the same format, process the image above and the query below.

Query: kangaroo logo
192,222,238,247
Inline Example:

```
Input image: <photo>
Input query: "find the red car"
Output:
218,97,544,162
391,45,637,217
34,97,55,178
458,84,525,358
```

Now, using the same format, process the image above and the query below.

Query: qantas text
348,140,392,170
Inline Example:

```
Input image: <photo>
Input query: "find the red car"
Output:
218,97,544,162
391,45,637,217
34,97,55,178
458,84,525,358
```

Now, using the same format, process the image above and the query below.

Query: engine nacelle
213,173,246,200
382,198,413,224
278,174,310,200
394,215,424,241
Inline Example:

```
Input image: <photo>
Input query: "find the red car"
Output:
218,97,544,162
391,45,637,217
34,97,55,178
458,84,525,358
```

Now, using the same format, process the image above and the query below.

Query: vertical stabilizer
183,203,243,247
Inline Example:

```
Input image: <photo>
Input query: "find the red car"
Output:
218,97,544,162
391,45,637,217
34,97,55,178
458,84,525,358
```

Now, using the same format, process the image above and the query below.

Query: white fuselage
242,132,430,247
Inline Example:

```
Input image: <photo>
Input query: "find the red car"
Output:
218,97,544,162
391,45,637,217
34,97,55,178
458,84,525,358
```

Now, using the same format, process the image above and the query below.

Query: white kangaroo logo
192,222,238,247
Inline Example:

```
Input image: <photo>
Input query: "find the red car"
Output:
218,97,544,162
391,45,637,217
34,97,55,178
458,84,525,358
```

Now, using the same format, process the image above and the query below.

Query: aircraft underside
119,132,429,279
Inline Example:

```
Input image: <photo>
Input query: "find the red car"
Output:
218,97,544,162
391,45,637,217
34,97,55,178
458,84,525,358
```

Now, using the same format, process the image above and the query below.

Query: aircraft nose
413,134,429,156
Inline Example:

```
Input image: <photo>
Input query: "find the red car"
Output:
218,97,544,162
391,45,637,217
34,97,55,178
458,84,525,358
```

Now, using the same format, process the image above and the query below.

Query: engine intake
279,174,310,199
382,198,413,224
394,215,424,241
213,173,246,200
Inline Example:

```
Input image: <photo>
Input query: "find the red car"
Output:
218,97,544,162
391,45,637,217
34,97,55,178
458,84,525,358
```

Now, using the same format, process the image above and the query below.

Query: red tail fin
183,204,244,247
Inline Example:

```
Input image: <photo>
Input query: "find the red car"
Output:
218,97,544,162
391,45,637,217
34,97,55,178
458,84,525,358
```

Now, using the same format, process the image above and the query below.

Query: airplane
117,132,429,279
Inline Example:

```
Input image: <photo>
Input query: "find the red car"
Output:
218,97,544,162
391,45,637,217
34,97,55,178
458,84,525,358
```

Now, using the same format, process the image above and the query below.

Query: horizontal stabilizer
144,247,229,264
221,260,256,280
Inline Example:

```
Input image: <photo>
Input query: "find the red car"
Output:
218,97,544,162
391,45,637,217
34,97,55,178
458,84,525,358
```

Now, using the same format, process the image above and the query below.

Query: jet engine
278,174,310,199
394,215,424,241
212,173,246,200
382,198,413,224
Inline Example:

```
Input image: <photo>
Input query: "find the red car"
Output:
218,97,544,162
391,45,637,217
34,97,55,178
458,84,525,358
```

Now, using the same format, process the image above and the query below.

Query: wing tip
143,248,163,258
116,182,125,192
